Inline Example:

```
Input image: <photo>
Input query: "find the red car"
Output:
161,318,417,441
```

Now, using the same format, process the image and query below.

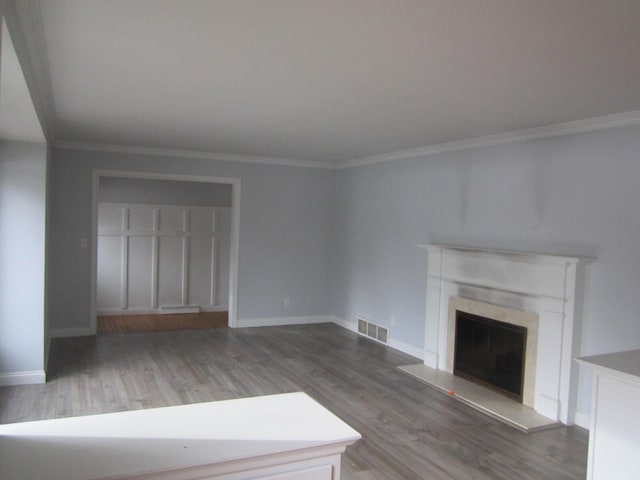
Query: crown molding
53,109,640,170
53,141,334,169
4,0,57,142
339,109,640,169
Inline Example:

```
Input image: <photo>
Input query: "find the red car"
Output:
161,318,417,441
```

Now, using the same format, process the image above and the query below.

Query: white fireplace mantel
420,244,581,425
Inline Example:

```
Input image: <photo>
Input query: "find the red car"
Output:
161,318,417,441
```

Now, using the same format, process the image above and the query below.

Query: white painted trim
330,316,354,331
228,180,240,328
332,317,423,359
180,209,189,306
422,350,439,369
0,370,46,386
91,169,241,332
50,327,94,338
389,338,424,360
340,109,640,169
236,316,334,328
574,411,590,431
56,111,640,171
97,305,228,316
160,305,200,314
55,141,331,169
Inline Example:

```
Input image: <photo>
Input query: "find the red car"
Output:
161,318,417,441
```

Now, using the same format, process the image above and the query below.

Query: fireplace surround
420,244,580,425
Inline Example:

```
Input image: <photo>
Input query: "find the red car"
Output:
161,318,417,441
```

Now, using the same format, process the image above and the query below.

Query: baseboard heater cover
357,318,389,344
159,305,201,314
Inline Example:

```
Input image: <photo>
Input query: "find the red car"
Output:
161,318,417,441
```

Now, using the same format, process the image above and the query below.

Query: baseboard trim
98,306,229,316
50,327,94,338
235,315,334,328
573,411,590,430
0,370,46,386
389,338,424,360
423,350,439,369
332,317,423,360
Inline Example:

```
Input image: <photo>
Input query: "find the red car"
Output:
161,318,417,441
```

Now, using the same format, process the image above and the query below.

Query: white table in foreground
576,349,640,480
0,392,361,480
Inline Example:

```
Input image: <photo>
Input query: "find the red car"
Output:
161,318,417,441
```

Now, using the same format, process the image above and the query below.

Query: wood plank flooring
97,311,228,334
0,324,588,479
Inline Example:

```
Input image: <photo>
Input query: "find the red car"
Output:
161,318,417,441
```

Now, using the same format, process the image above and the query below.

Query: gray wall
48,149,334,330
0,140,47,377
99,177,232,206
332,124,640,417
48,123,640,418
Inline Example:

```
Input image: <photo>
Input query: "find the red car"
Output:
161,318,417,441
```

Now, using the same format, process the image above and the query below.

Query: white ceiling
31,0,640,164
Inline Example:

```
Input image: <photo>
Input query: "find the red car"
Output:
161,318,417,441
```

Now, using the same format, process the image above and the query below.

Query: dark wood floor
0,324,587,479
97,311,228,334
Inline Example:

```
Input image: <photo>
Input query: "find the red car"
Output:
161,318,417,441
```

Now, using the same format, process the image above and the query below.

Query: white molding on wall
50,327,94,338
574,411,590,431
55,141,331,169
97,203,230,313
97,305,228,316
0,370,46,386
56,110,640,172
236,315,334,328
339,109,640,169
332,317,424,360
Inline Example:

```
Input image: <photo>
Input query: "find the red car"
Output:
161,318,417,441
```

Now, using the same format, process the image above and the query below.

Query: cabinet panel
129,205,154,231
98,204,124,231
190,208,215,232
128,236,154,308
255,464,332,480
159,206,184,232
188,236,213,306
157,236,183,306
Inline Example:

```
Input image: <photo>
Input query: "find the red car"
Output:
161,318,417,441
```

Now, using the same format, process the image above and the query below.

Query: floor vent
357,318,389,345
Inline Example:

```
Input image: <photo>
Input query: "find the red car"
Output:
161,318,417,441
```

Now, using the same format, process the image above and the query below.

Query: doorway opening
90,170,240,335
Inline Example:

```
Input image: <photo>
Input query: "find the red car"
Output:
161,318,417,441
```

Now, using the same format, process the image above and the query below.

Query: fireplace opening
454,310,527,402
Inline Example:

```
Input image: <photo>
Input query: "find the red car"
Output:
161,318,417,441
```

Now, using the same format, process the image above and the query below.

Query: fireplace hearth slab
398,363,559,433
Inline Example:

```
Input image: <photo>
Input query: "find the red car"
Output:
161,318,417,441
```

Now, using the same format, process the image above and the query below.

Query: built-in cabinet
97,203,230,314
577,350,640,480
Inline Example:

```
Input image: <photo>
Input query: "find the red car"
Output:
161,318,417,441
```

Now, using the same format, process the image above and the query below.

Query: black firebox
454,310,527,402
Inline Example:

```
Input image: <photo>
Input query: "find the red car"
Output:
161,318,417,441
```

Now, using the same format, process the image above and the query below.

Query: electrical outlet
80,238,88,248
390,316,396,327
284,298,291,308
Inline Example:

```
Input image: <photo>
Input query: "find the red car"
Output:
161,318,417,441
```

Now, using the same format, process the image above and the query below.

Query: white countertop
576,348,640,383
0,392,361,480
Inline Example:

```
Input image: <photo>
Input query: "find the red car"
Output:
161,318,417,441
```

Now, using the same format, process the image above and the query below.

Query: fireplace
419,244,581,425
454,310,527,402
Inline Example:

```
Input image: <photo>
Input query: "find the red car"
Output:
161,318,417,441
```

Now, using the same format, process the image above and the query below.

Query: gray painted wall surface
99,177,232,206
48,149,334,330
48,123,640,418
332,124,640,417
0,140,47,375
